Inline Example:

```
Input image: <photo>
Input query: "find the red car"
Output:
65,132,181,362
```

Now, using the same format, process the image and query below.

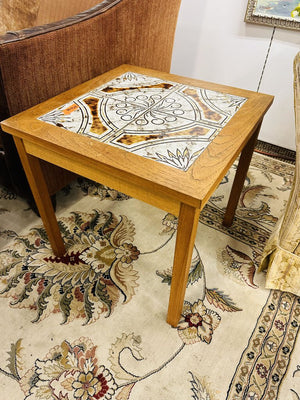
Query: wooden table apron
1,65,274,326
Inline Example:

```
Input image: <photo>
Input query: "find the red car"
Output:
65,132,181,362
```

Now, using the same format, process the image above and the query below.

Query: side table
1,65,274,326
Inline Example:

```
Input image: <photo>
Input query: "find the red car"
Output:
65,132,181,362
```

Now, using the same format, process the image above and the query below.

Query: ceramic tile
39,72,247,171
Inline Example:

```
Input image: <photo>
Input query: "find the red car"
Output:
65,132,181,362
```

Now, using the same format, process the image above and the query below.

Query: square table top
38,69,247,172
1,65,274,211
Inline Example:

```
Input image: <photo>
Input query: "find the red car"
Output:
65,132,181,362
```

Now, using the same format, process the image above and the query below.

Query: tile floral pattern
39,72,247,171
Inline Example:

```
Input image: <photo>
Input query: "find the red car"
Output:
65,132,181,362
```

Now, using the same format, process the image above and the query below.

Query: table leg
167,203,200,327
223,121,262,227
14,138,66,257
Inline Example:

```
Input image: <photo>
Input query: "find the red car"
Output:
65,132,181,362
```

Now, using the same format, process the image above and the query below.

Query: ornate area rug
0,153,299,400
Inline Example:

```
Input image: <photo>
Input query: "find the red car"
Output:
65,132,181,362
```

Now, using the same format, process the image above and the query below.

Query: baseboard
255,140,296,164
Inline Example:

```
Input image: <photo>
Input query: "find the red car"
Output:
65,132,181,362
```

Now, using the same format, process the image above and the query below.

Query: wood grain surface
1,65,274,326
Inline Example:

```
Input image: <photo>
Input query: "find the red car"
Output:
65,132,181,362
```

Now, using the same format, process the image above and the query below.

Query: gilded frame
245,0,300,31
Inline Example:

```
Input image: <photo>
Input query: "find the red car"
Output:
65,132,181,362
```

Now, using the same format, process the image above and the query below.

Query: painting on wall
245,0,300,31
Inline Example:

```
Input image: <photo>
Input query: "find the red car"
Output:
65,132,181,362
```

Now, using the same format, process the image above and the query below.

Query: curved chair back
0,0,182,195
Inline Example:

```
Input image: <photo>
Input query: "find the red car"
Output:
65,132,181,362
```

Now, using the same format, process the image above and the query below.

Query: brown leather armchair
0,0,182,198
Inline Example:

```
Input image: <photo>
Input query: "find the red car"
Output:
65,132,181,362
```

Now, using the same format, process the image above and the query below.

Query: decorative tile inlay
39,72,247,171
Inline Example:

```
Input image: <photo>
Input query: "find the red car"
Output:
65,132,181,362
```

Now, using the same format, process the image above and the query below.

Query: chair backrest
0,0,40,34
0,0,182,196
0,0,182,120
35,0,101,25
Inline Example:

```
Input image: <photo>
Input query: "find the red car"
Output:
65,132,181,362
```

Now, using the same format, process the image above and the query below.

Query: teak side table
1,65,274,326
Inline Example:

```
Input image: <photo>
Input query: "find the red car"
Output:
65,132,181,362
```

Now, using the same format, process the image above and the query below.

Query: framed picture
245,0,300,31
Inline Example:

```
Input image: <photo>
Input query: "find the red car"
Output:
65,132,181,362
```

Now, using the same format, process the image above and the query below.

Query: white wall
171,0,300,150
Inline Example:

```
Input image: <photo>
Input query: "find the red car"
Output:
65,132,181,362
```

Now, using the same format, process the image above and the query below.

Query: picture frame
245,0,300,31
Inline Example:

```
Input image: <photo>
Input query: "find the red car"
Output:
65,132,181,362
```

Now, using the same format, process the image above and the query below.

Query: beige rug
0,152,299,400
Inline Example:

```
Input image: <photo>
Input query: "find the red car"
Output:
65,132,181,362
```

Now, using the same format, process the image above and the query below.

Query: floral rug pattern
3,298,222,400
0,153,300,399
0,210,140,324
